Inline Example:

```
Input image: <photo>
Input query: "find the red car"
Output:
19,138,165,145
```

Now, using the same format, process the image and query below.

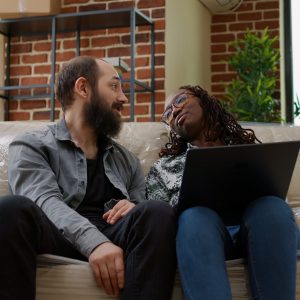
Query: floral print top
145,146,240,242
146,151,187,207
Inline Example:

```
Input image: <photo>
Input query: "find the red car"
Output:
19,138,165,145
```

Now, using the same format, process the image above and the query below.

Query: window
291,0,300,124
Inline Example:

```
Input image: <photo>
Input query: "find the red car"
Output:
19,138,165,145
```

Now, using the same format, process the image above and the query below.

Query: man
1,56,176,300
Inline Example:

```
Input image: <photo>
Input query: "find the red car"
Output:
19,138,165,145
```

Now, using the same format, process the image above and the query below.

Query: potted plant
224,28,281,122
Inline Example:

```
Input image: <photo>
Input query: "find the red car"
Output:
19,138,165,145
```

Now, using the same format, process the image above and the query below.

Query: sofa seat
1,121,300,299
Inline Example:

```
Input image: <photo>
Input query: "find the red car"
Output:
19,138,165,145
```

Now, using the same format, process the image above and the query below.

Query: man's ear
74,77,90,99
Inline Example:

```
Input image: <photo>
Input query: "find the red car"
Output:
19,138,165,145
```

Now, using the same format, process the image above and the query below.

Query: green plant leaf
225,27,280,122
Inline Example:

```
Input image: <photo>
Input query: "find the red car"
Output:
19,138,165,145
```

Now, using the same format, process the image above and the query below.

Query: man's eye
111,84,118,90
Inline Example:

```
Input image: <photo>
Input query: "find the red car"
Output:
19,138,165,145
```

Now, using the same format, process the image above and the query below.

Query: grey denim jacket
8,118,146,257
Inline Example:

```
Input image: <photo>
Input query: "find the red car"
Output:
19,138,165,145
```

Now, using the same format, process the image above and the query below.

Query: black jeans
0,195,177,300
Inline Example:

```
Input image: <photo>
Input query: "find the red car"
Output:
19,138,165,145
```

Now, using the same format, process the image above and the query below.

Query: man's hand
103,199,135,224
89,242,125,296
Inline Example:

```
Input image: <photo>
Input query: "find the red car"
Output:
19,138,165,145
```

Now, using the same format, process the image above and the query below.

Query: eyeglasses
162,93,191,125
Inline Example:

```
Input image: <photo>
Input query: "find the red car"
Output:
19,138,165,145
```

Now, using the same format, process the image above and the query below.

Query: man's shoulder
11,124,55,146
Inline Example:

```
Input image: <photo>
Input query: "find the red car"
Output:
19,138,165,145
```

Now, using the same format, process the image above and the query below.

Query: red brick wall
6,0,281,121
7,0,166,121
210,0,280,101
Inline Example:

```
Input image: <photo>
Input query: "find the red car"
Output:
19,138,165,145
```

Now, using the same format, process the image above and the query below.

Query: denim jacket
8,118,146,257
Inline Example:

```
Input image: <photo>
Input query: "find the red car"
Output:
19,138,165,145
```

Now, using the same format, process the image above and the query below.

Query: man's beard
84,88,122,138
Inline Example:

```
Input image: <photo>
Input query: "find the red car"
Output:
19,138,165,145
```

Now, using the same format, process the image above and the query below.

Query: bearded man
2,56,176,300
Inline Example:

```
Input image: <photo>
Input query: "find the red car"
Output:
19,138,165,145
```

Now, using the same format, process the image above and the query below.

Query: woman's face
163,89,206,142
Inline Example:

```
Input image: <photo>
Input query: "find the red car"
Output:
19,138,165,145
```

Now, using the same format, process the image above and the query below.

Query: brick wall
5,0,281,121
7,0,166,121
210,0,280,101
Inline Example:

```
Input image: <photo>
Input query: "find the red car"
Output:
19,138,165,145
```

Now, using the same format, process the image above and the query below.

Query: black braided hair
159,85,261,157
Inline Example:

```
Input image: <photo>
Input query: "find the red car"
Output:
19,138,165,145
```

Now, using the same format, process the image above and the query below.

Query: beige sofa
1,121,300,300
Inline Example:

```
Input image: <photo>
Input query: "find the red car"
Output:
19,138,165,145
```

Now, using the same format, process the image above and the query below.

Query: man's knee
0,195,38,226
0,194,35,210
137,200,176,221
134,200,177,235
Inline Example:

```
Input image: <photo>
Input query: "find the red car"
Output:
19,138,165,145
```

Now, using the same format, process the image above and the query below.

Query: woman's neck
190,138,224,148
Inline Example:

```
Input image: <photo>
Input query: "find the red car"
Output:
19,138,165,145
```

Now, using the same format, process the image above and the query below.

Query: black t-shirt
77,149,124,229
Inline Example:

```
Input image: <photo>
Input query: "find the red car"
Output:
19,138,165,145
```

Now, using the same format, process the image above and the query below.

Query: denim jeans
176,196,298,300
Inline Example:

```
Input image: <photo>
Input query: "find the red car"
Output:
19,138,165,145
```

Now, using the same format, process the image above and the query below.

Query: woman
146,85,298,300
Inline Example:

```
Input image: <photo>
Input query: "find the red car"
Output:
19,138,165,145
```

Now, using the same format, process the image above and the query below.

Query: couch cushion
1,121,300,207
114,122,168,175
0,121,52,197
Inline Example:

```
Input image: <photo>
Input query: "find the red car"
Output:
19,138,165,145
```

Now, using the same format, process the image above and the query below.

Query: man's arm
101,151,145,224
102,199,135,224
8,133,109,257
9,133,128,295
89,242,125,296
127,157,146,202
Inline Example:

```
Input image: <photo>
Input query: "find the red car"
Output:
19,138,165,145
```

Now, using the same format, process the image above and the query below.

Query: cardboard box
0,0,61,19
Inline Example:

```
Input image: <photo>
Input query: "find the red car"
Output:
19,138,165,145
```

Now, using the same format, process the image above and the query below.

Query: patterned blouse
145,146,240,241
146,151,187,207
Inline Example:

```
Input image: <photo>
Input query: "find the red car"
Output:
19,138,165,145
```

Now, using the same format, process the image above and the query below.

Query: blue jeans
176,196,298,300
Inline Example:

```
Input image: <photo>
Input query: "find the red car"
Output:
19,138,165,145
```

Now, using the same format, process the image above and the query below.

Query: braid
159,130,187,157
160,85,261,157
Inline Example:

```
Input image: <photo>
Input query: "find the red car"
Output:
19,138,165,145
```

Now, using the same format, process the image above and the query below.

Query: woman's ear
74,77,89,99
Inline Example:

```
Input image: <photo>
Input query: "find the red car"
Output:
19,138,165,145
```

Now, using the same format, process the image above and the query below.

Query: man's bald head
56,56,102,111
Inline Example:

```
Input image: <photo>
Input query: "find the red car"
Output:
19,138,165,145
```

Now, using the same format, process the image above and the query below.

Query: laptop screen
177,141,300,220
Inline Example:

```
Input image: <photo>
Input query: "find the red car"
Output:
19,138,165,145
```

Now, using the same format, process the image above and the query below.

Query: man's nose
118,90,128,104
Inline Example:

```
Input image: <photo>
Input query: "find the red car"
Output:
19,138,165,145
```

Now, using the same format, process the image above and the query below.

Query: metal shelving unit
0,8,155,121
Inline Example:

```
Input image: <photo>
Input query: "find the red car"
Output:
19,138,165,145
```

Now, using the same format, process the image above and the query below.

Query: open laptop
177,140,300,221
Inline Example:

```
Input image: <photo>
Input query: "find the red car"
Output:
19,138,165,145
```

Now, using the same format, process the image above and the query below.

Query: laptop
177,140,300,220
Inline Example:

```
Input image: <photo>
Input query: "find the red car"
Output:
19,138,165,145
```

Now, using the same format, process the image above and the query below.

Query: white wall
165,0,211,98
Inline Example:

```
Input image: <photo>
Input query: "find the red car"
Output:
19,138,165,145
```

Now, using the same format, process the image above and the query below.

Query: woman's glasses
162,93,191,125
